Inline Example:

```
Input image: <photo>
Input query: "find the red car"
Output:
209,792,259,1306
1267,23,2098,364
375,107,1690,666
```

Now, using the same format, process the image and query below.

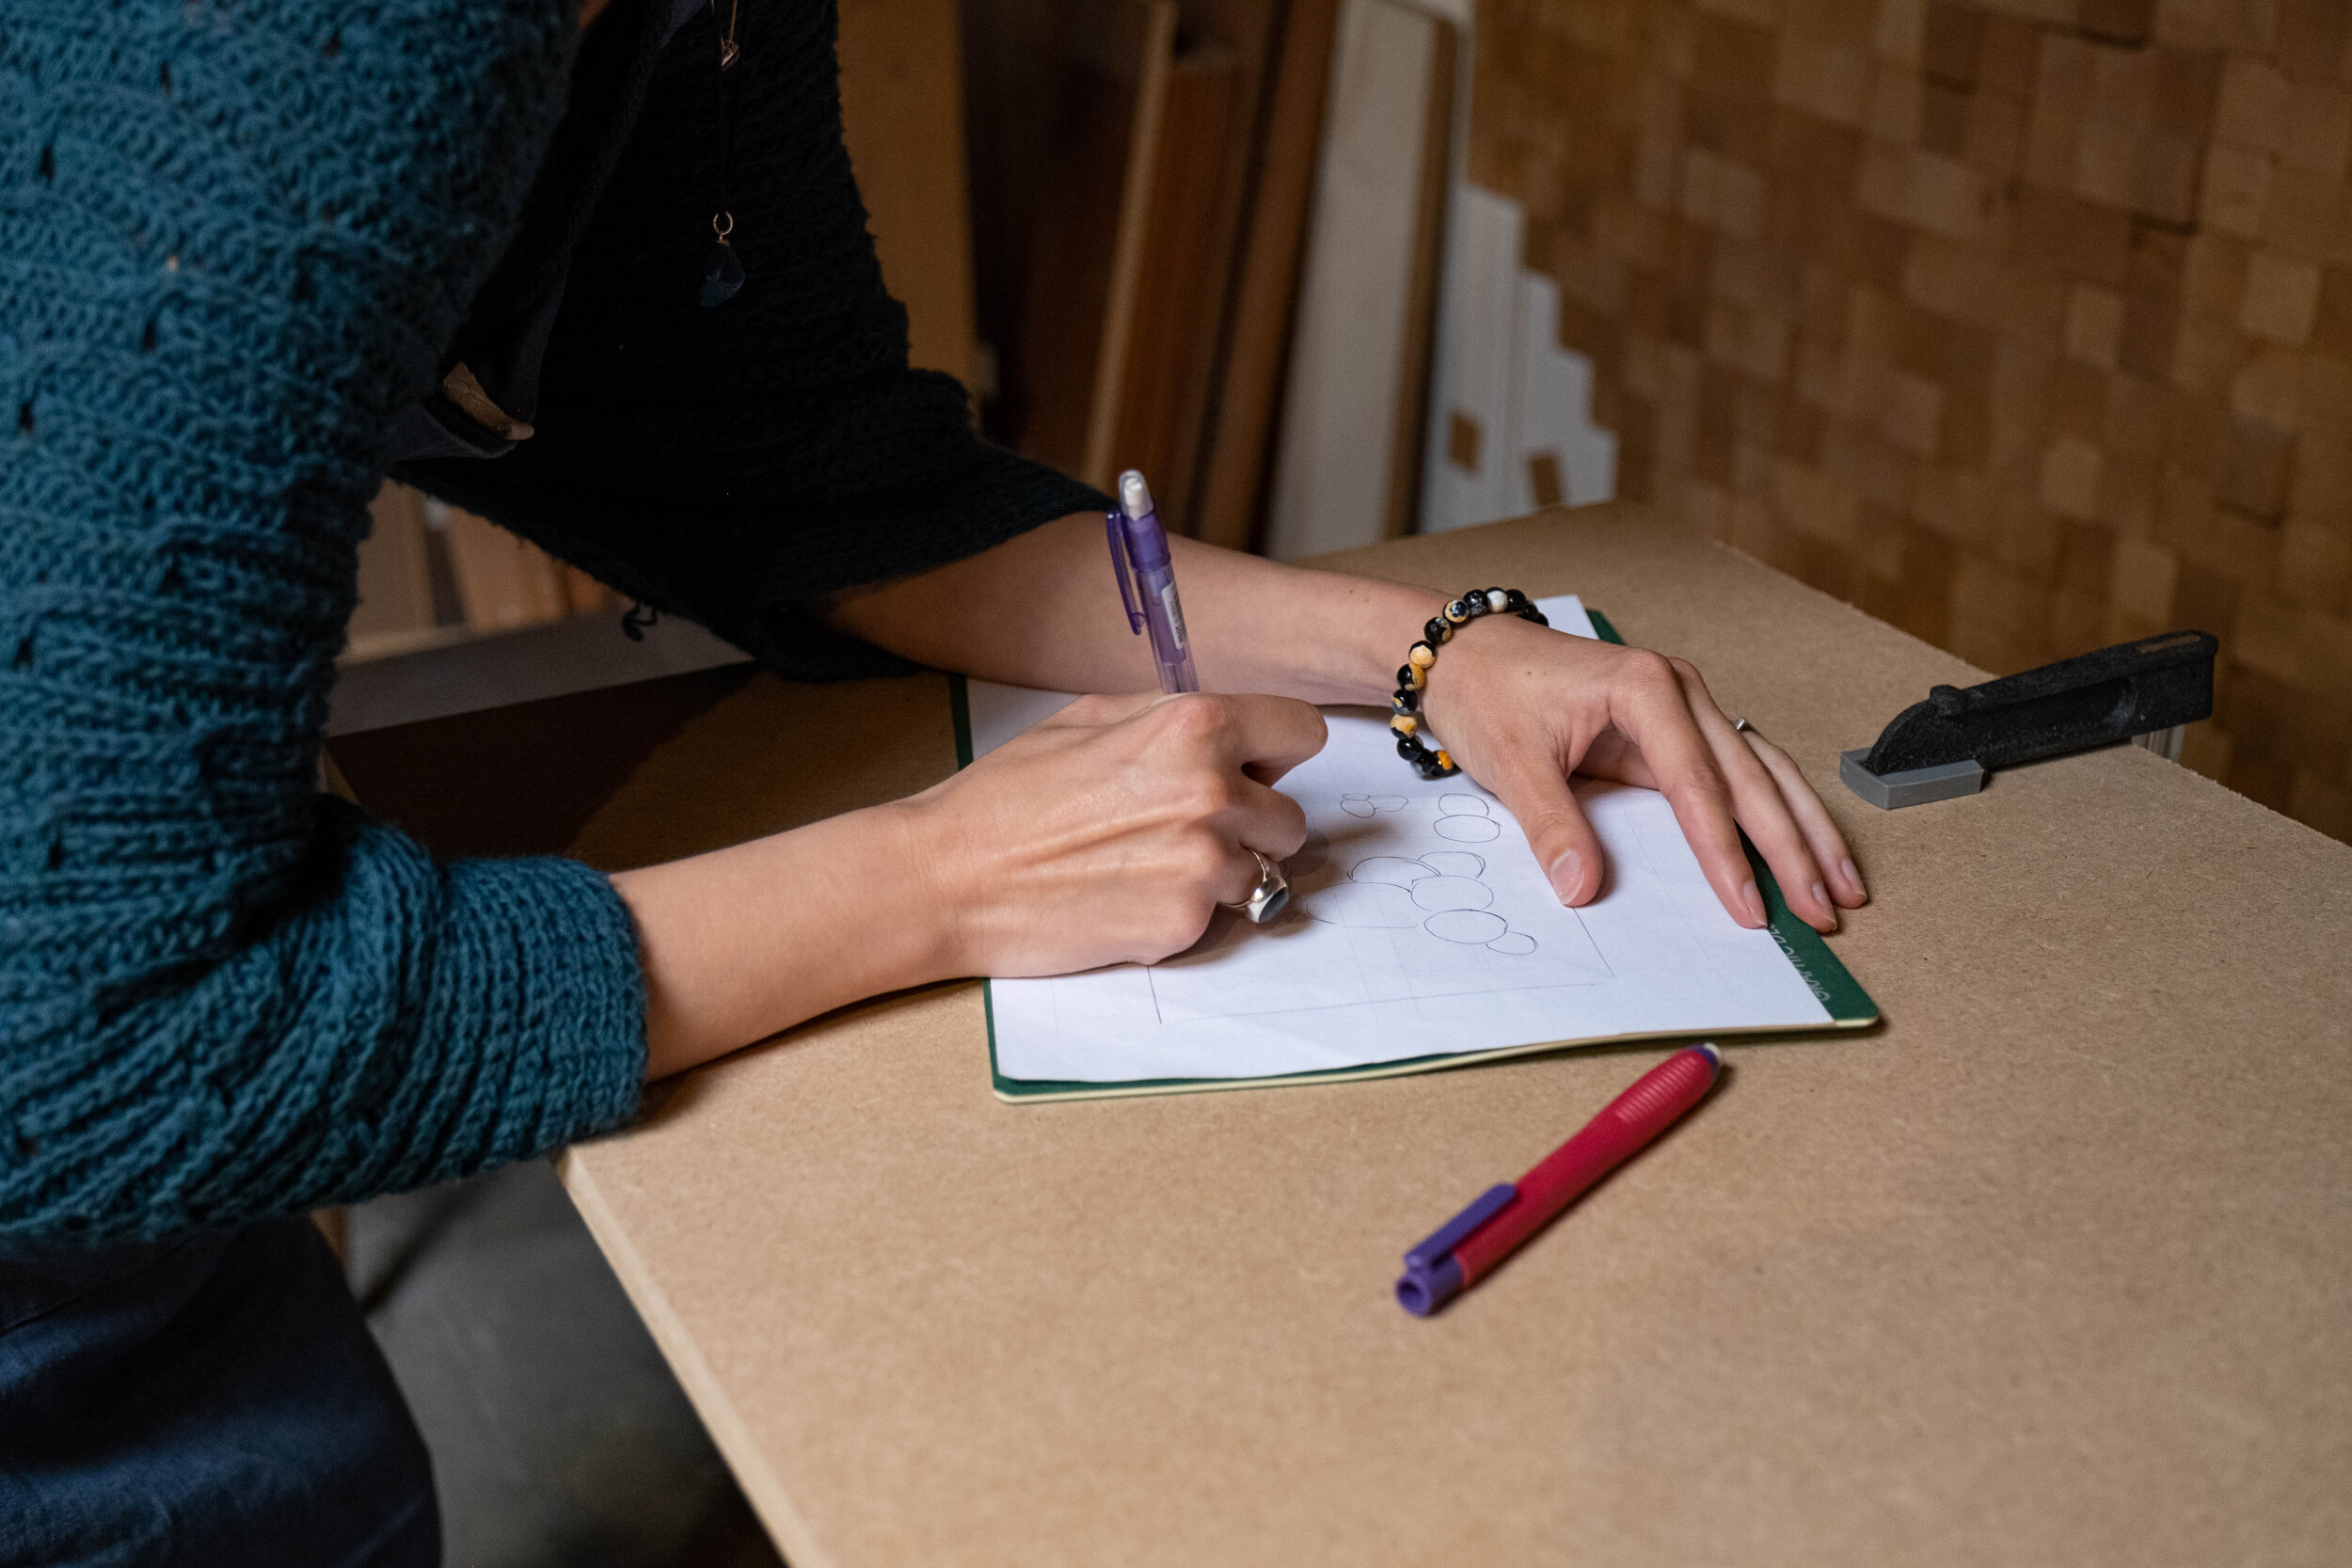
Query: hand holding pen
1105,469,1294,922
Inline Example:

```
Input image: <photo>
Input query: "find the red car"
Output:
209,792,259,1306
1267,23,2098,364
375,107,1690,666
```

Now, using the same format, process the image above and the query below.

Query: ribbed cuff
401,847,648,1180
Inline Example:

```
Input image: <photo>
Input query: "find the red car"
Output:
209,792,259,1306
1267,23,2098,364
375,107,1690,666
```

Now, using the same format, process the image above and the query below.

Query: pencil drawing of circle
1350,856,1432,888
1340,795,1375,817
1410,876,1492,912
1433,815,1501,842
1369,795,1406,812
1311,880,1422,928
1423,910,1506,943
1421,850,1484,878
1486,931,1537,955
1438,793,1488,817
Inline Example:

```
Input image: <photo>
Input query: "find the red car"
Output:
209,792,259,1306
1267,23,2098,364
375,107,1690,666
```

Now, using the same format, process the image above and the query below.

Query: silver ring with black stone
1228,849,1290,925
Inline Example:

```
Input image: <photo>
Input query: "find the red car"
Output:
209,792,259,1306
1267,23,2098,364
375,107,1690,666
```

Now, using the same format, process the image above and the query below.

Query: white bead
1486,587,1508,610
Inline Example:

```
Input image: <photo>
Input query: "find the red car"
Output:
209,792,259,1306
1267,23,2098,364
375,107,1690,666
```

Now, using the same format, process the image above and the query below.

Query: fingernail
1810,880,1837,932
1741,879,1767,927
1841,857,1867,899
1549,850,1581,904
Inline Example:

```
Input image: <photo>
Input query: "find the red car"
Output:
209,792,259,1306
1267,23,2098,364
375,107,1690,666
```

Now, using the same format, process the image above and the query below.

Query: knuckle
1619,648,1678,689
1169,770,1236,820
1178,833,1231,886
1665,655,1701,682
1679,771,1735,811
1154,692,1231,747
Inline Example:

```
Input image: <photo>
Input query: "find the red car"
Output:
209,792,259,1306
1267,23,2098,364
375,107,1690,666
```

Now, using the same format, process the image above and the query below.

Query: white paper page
970,596,1833,1085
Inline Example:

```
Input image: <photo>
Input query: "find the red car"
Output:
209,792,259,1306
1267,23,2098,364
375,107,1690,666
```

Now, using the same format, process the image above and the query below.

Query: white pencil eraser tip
1697,1042,1723,1069
1119,469,1152,519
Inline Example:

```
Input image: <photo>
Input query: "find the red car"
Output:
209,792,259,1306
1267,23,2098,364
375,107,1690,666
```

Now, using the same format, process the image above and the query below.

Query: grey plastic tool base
1840,748,1986,810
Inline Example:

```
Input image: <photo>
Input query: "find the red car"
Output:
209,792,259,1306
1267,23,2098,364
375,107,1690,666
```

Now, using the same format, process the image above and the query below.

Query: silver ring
1731,717,1751,733
1226,849,1290,925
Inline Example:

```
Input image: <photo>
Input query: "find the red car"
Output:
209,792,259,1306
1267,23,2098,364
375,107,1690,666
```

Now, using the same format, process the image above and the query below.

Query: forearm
612,801,956,1079
823,512,1445,704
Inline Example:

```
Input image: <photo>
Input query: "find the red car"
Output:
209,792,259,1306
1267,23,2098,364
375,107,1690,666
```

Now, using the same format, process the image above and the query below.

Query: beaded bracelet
1391,587,1549,779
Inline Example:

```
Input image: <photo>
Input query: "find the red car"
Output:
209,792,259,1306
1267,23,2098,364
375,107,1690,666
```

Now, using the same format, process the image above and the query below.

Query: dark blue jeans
0,1216,437,1566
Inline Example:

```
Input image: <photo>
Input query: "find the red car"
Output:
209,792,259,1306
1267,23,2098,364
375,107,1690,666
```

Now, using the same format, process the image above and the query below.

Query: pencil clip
1105,508,1144,635
1396,1182,1516,1317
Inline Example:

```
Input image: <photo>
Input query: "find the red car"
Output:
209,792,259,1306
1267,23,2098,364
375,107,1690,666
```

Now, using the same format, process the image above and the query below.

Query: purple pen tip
1695,1042,1722,1069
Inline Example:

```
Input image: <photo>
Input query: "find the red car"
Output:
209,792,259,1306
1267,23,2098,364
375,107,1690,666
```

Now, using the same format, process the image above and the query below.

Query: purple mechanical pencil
1106,469,1200,695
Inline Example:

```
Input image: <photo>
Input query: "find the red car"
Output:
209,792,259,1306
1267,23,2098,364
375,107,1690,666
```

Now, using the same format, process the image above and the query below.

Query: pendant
699,239,745,308
720,38,739,68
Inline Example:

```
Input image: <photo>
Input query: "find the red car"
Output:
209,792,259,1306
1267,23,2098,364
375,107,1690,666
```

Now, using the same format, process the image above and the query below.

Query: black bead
1396,736,1424,761
1424,616,1450,644
1396,663,1417,690
1526,609,1549,626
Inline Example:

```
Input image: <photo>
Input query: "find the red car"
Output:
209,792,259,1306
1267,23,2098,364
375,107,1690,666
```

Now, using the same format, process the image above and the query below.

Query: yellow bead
1433,750,1453,770
1408,643,1435,669
1391,713,1417,735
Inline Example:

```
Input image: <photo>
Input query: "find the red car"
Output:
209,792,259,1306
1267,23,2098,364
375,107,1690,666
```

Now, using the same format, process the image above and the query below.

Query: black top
394,0,1104,677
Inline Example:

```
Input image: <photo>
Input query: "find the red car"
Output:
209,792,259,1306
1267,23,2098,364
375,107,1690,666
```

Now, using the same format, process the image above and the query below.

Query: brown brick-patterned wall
1469,0,2352,843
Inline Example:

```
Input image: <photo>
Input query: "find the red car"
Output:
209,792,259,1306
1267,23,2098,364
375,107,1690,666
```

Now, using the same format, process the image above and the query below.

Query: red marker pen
1396,1044,1724,1315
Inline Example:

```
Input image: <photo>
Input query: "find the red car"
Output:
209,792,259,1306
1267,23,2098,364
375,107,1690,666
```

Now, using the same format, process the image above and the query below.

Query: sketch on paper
1311,793,1536,955
1138,788,1607,1024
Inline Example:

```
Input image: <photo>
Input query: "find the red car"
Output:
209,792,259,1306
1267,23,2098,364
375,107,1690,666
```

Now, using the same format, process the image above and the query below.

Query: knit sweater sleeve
0,3,649,1243
394,0,1108,680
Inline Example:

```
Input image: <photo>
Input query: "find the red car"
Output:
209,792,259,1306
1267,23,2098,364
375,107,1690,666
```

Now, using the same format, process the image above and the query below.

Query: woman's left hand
1417,610,1868,934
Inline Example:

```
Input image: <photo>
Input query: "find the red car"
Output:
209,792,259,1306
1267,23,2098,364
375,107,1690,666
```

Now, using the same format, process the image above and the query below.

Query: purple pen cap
1395,1182,1516,1318
1118,469,1172,571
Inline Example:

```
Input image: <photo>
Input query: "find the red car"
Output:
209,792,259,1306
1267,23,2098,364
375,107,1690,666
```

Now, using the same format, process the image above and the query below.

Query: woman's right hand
900,692,1327,977
615,690,1325,1078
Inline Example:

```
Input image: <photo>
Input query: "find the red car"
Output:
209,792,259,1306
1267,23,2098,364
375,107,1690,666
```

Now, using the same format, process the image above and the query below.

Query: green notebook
955,606,1877,1102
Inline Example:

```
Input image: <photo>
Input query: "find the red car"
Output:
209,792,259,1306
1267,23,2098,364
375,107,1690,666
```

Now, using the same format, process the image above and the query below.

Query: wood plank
1380,12,1453,539
1263,0,1452,558
836,0,977,385
347,483,440,661
1011,3,1170,479
1098,43,1245,525
1190,0,1345,550
1080,1,1181,489
440,506,571,634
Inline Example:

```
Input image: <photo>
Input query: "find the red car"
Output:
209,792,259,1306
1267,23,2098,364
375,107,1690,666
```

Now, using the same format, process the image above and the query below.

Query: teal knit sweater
0,0,647,1243
0,0,1094,1243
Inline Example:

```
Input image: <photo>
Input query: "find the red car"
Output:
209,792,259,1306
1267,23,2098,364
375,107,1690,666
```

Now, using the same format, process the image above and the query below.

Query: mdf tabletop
331,505,2352,1568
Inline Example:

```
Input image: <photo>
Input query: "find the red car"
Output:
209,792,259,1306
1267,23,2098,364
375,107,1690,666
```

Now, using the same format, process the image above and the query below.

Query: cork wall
1467,0,2352,843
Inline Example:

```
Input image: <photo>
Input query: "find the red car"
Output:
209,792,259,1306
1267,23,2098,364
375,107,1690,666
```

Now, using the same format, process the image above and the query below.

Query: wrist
867,798,972,984
1280,576,1449,706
